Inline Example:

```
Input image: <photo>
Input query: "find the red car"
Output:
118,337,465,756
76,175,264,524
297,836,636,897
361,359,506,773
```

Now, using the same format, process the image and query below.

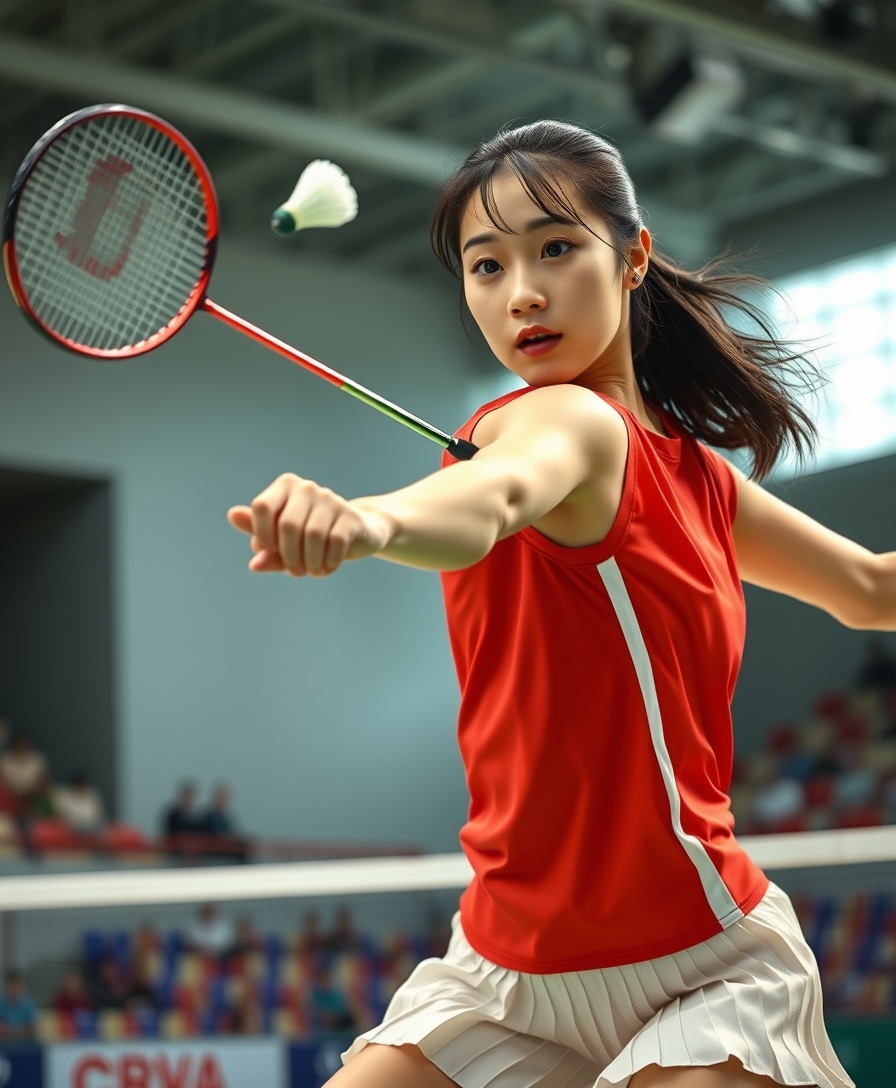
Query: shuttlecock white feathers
271,159,358,235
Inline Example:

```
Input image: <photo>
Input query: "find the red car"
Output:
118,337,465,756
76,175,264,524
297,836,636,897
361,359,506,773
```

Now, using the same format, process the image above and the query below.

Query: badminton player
228,122,870,1088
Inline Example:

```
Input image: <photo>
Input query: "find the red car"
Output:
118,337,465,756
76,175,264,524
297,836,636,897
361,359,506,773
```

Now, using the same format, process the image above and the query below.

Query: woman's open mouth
516,328,562,357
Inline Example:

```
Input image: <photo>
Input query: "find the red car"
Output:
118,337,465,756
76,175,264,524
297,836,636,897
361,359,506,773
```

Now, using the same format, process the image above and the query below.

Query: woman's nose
507,277,547,315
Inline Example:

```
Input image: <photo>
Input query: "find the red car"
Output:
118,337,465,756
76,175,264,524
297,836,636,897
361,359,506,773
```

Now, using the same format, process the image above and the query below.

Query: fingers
277,485,317,574
227,506,253,534
249,549,286,573
250,475,295,553
238,475,367,578
302,494,347,576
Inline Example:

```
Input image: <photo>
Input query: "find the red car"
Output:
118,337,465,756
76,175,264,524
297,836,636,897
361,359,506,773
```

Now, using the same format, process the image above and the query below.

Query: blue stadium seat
134,1008,160,1037
82,931,106,968
73,1009,98,1039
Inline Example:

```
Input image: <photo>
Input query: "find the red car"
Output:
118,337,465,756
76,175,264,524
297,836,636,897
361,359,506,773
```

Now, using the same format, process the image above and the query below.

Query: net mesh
0,833,893,1043
11,112,210,353
2,884,461,1043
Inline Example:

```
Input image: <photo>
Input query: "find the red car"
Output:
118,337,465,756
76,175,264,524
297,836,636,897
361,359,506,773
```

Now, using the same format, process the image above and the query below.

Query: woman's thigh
325,1043,459,1088
630,1056,812,1088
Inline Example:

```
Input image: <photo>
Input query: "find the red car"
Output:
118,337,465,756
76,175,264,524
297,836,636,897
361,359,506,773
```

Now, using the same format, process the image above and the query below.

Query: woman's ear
628,227,651,289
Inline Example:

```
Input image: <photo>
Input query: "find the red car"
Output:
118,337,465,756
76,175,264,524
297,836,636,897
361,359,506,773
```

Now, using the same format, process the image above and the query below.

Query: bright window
772,245,896,477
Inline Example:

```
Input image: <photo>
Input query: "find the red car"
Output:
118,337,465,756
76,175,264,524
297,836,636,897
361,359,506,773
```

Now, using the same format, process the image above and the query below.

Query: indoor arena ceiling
1,0,895,279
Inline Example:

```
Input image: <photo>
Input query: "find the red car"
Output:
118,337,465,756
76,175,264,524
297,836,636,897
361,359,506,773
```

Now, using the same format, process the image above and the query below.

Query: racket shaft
341,379,451,445
201,298,467,452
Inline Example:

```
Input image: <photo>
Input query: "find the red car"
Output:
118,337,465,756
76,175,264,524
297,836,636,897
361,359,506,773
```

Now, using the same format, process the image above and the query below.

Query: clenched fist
228,473,391,577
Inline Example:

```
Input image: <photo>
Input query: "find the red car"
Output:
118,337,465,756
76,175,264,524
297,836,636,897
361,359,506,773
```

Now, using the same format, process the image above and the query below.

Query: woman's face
459,170,650,389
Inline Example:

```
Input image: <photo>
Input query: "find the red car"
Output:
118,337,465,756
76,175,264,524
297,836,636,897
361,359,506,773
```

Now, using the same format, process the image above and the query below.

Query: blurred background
1,0,896,1084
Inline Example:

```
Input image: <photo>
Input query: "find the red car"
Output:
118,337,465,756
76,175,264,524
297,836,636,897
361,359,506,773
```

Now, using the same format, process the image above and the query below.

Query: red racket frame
2,104,477,459
3,103,218,359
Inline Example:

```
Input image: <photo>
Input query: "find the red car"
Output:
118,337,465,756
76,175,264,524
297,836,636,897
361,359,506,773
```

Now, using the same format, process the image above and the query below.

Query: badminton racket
2,104,478,461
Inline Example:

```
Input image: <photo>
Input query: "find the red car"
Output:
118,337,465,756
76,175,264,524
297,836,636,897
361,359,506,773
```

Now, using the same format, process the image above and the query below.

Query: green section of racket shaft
341,378,452,447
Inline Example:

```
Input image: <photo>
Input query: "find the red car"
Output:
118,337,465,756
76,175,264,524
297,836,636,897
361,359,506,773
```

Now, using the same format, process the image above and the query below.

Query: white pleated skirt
342,883,853,1088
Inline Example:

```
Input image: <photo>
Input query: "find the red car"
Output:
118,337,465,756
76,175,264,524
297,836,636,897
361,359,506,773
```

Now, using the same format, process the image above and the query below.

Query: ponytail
432,120,819,479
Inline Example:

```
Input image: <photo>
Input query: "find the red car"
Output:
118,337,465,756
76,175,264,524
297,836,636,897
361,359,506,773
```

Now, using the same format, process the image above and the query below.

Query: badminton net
0,828,892,1060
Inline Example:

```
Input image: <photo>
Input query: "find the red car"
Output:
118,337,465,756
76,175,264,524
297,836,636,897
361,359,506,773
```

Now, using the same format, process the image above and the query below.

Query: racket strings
13,113,210,352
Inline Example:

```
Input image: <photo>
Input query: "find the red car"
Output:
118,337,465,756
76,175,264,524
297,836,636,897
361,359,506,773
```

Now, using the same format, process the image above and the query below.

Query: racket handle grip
448,437,478,460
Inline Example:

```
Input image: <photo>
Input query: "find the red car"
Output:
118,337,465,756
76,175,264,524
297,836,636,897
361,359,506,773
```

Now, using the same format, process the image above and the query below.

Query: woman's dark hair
432,120,819,479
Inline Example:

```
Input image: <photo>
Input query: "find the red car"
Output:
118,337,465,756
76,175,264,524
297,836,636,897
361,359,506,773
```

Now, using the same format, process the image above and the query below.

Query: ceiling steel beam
262,0,625,106
353,13,577,125
0,32,461,185
712,113,886,176
111,0,224,58
578,0,896,103
180,11,306,77
711,163,853,223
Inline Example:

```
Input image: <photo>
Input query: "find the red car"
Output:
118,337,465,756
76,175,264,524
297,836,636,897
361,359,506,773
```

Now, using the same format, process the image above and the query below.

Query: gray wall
0,470,116,811
0,237,476,851
733,452,896,755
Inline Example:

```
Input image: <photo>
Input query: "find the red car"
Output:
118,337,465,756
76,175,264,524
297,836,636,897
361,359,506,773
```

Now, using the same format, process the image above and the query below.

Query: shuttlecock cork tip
271,208,296,235
271,159,358,235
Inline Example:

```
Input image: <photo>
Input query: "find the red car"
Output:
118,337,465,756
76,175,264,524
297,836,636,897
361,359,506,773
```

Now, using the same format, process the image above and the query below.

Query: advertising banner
0,1045,43,1088
47,1039,285,1088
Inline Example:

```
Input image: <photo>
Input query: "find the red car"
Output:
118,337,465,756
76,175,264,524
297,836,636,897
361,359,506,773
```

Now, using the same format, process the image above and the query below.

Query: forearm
353,459,524,571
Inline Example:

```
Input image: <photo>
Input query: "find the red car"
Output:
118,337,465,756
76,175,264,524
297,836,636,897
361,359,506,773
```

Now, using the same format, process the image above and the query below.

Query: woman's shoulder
470,383,627,452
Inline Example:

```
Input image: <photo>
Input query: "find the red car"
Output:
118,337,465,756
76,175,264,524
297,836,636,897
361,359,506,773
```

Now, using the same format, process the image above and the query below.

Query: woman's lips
517,334,562,357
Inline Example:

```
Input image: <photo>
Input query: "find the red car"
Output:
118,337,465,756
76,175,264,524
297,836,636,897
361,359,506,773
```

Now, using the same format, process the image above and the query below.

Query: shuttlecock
271,160,358,235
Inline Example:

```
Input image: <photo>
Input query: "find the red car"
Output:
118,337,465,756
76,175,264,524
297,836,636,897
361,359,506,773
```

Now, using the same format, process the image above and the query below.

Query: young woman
228,122,885,1088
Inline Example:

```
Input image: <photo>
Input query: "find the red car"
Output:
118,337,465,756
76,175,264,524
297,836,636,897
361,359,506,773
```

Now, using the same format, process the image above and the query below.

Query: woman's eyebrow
461,214,579,254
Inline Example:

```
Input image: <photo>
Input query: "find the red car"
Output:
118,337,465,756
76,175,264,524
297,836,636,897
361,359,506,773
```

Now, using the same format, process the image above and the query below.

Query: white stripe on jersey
597,556,744,929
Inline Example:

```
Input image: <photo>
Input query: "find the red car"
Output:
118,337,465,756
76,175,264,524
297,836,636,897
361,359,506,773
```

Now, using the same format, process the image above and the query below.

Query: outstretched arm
228,385,614,577
732,467,896,630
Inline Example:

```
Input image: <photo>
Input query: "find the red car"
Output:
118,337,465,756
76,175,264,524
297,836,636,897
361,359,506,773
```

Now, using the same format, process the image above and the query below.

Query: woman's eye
473,258,502,276
543,240,572,258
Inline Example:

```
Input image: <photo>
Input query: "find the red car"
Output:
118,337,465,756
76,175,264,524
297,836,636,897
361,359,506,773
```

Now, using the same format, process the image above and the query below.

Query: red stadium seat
30,819,78,851
767,723,799,754
106,823,148,851
815,692,847,720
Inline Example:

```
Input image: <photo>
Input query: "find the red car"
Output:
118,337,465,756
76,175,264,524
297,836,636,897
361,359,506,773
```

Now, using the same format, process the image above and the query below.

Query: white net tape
12,113,209,352
0,827,893,912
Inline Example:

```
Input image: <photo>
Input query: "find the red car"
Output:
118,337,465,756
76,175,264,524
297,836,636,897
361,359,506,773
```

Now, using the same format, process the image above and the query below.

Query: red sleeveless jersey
440,387,768,973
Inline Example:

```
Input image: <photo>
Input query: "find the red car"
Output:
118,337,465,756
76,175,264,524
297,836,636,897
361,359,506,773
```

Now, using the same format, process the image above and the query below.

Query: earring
632,273,641,285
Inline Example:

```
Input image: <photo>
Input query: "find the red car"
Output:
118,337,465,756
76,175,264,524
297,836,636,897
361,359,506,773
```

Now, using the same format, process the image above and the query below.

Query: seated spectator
89,955,128,1010
0,780,18,819
232,917,262,957
0,970,36,1038
162,781,204,837
17,767,55,822
0,735,49,808
124,954,159,1012
309,966,354,1032
328,906,360,953
133,923,160,959
188,904,236,960
202,785,235,836
751,776,805,831
297,910,326,956
226,986,261,1035
53,968,93,1016
52,771,106,834
201,785,249,862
